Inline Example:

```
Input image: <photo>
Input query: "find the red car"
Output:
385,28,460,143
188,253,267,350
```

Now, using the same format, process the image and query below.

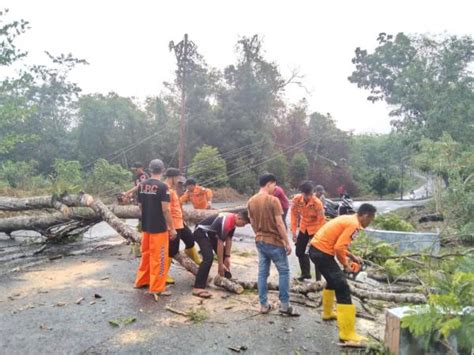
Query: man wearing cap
164,168,202,284
123,162,149,203
180,178,213,209
134,159,177,299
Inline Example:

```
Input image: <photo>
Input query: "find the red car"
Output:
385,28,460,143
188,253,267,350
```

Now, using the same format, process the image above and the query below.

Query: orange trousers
134,231,169,293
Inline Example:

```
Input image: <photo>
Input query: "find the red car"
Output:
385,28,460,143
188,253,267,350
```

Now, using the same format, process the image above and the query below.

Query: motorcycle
324,194,355,219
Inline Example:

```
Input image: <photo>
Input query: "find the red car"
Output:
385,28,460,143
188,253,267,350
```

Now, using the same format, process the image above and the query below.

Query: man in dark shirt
192,211,250,298
134,159,177,299
123,162,149,203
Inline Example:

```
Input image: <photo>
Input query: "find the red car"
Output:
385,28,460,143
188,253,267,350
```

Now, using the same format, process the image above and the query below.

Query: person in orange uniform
309,203,376,344
291,181,326,281
180,178,213,209
134,159,177,299
164,168,202,284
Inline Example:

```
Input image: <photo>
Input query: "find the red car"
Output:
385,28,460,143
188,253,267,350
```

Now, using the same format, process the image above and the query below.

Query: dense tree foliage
349,32,473,145
187,145,228,187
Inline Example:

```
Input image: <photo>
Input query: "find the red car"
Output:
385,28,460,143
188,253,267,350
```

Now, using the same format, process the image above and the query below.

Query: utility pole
169,34,197,173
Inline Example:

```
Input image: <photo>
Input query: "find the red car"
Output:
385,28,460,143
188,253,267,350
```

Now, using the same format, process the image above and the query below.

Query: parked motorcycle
324,194,355,219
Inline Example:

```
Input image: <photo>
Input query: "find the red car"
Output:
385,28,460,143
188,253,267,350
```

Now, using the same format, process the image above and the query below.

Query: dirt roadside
0,240,351,355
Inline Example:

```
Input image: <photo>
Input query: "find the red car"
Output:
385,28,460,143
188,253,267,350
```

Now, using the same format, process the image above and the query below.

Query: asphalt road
0,197,427,354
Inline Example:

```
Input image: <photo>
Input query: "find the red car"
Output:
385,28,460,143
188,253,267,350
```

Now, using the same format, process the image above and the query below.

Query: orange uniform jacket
180,185,213,209
291,194,326,236
310,214,361,267
167,182,184,230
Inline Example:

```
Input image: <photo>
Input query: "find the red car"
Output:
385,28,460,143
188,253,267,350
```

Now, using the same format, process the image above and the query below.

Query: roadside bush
229,165,257,195
402,256,474,354
0,160,39,188
188,145,228,187
50,159,84,194
372,213,415,232
85,159,132,195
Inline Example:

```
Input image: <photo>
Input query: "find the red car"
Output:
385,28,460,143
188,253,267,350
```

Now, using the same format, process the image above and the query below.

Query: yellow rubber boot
336,304,367,344
185,246,202,265
322,289,337,320
166,259,175,285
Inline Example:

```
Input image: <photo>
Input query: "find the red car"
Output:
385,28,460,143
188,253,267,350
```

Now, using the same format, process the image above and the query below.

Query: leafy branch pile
351,231,474,353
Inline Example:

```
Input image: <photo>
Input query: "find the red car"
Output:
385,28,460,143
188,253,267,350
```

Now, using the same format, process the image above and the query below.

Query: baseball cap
149,159,165,173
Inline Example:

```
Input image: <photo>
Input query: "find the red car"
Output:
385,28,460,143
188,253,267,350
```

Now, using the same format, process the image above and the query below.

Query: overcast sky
3,0,473,133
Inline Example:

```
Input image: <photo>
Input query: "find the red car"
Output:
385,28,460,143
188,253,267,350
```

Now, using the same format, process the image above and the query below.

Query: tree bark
349,280,421,294
238,280,426,303
214,275,245,294
173,252,199,275
0,207,101,235
0,195,55,211
238,280,326,295
77,194,140,244
367,272,421,284
349,285,426,304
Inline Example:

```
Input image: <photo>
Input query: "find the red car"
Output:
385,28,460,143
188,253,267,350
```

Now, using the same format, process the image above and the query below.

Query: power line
183,139,267,171
199,137,310,187
83,128,166,169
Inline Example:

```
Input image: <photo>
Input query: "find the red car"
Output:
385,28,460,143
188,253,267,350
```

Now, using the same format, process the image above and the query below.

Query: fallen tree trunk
349,280,422,294
0,194,88,212
76,194,139,244
0,195,56,211
214,275,245,294
367,272,421,285
0,197,219,236
173,252,199,275
0,194,222,225
238,280,426,303
349,284,426,304
173,252,245,294
238,280,326,295
0,207,101,235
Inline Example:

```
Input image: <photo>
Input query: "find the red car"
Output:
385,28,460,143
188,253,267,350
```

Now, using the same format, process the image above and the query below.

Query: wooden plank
384,309,401,354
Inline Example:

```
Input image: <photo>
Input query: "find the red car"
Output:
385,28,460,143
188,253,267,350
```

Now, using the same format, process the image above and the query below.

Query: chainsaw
344,260,366,280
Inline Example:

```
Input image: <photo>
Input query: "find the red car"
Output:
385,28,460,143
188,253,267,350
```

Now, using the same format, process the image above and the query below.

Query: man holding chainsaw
308,203,376,345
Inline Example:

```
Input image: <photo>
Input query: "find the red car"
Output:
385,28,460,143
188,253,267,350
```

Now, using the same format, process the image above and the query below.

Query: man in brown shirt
248,173,299,316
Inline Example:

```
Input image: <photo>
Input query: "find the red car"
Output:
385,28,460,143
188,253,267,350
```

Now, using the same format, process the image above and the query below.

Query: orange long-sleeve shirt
310,214,361,267
179,185,213,209
167,182,184,230
290,194,326,235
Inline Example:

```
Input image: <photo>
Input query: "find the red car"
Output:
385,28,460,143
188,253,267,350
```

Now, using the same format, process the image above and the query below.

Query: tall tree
0,9,33,155
306,112,356,195
76,93,160,168
9,52,88,172
349,33,474,144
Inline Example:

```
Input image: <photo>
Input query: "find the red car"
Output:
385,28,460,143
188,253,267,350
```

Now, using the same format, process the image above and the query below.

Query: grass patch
186,307,208,323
